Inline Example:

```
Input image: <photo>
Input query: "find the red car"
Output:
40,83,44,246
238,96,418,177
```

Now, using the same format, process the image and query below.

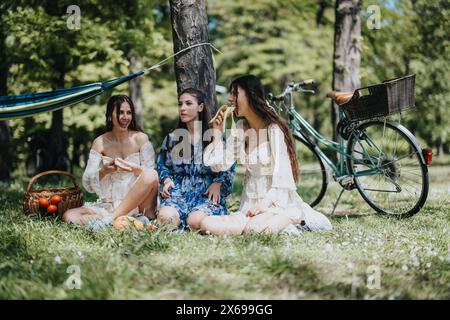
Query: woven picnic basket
23,170,83,217
340,74,416,122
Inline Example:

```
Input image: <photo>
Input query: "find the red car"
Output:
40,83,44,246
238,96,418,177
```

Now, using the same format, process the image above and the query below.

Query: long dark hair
105,95,142,132
230,75,299,182
176,88,211,149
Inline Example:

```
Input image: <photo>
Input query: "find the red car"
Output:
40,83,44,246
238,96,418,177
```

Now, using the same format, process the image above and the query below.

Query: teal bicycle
268,75,431,218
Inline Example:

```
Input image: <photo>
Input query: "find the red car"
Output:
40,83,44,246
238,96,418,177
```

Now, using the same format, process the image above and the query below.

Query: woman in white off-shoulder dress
201,75,332,235
63,95,159,227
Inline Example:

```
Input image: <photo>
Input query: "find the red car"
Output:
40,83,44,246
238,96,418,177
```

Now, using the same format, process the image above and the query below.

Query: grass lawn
0,162,448,299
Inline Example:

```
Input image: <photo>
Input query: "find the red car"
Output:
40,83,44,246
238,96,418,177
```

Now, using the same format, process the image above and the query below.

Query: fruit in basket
38,198,50,208
51,195,62,205
47,204,58,214
113,216,144,230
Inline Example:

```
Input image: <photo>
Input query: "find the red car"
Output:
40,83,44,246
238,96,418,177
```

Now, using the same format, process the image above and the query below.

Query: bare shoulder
132,131,150,147
91,134,106,153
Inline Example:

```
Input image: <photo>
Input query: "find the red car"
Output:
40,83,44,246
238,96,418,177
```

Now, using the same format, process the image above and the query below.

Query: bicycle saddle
326,91,356,105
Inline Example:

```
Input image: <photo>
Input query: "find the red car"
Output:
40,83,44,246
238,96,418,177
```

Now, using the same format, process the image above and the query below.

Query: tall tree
0,2,12,180
4,2,126,172
89,0,172,131
331,0,362,142
208,1,335,139
128,55,144,129
170,0,218,113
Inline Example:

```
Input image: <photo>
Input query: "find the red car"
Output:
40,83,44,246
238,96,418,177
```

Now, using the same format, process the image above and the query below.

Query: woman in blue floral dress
156,88,235,231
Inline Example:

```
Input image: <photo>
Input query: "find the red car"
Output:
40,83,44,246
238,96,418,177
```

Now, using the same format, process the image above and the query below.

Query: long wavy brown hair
105,95,142,132
230,75,299,182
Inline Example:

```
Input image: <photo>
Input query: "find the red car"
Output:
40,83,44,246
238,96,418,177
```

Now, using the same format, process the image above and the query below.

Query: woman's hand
246,203,265,217
204,182,222,205
99,163,117,180
212,109,226,131
102,164,117,174
161,178,175,198
115,158,142,176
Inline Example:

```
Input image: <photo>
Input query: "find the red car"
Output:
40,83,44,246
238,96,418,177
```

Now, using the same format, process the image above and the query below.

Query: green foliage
208,0,336,136
2,0,449,177
361,0,449,152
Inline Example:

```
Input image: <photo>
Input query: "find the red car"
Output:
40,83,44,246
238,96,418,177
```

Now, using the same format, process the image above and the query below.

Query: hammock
0,43,221,120
0,72,142,120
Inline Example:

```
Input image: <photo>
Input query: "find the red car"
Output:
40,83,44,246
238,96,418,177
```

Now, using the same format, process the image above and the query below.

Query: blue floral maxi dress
156,133,236,229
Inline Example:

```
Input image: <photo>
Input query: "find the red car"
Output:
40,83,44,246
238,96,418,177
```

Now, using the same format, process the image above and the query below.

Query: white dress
203,120,332,231
81,141,156,220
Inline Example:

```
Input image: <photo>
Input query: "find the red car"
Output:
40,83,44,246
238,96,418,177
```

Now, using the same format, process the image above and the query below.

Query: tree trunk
128,55,144,130
0,120,11,180
0,19,11,180
331,0,362,143
170,0,218,114
50,73,69,171
316,0,329,27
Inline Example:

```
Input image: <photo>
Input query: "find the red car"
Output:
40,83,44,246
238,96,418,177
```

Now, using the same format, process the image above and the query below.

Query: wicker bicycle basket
340,74,416,122
23,170,83,217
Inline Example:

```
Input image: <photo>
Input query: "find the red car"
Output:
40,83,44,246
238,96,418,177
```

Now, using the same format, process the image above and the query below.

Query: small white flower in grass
342,241,350,246
324,244,333,253
402,264,408,271
55,256,61,264
426,262,432,268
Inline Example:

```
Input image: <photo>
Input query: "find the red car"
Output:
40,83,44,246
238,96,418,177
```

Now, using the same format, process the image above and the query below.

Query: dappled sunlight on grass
0,164,448,299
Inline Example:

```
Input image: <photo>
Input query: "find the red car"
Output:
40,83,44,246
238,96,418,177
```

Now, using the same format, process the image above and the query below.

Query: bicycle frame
281,91,384,179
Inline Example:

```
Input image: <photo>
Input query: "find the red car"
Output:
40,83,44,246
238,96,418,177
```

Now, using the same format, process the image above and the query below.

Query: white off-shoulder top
204,120,332,231
81,141,156,217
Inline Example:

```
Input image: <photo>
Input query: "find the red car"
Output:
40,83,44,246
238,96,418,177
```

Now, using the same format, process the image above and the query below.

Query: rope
0,42,223,120
142,42,222,73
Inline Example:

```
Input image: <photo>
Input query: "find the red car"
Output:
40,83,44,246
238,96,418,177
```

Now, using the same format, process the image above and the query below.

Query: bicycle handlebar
298,79,315,86
268,79,316,103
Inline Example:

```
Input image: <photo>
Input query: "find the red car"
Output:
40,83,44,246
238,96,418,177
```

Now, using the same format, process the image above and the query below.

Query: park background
0,0,448,299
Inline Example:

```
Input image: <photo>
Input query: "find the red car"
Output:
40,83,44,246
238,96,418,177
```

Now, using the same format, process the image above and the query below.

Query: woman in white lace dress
63,95,158,227
201,75,332,235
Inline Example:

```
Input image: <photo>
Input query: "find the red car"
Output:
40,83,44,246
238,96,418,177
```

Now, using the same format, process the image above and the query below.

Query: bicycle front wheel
346,120,429,217
294,136,327,207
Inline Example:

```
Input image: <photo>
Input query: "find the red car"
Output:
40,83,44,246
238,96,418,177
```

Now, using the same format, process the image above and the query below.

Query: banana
209,104,235,131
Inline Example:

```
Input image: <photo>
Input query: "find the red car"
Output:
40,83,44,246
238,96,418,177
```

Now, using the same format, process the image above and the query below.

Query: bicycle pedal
336,175,354,186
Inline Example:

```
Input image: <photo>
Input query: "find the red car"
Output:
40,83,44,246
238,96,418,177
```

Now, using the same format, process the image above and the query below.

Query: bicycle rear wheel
294,136,327,207
346,120,429,217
